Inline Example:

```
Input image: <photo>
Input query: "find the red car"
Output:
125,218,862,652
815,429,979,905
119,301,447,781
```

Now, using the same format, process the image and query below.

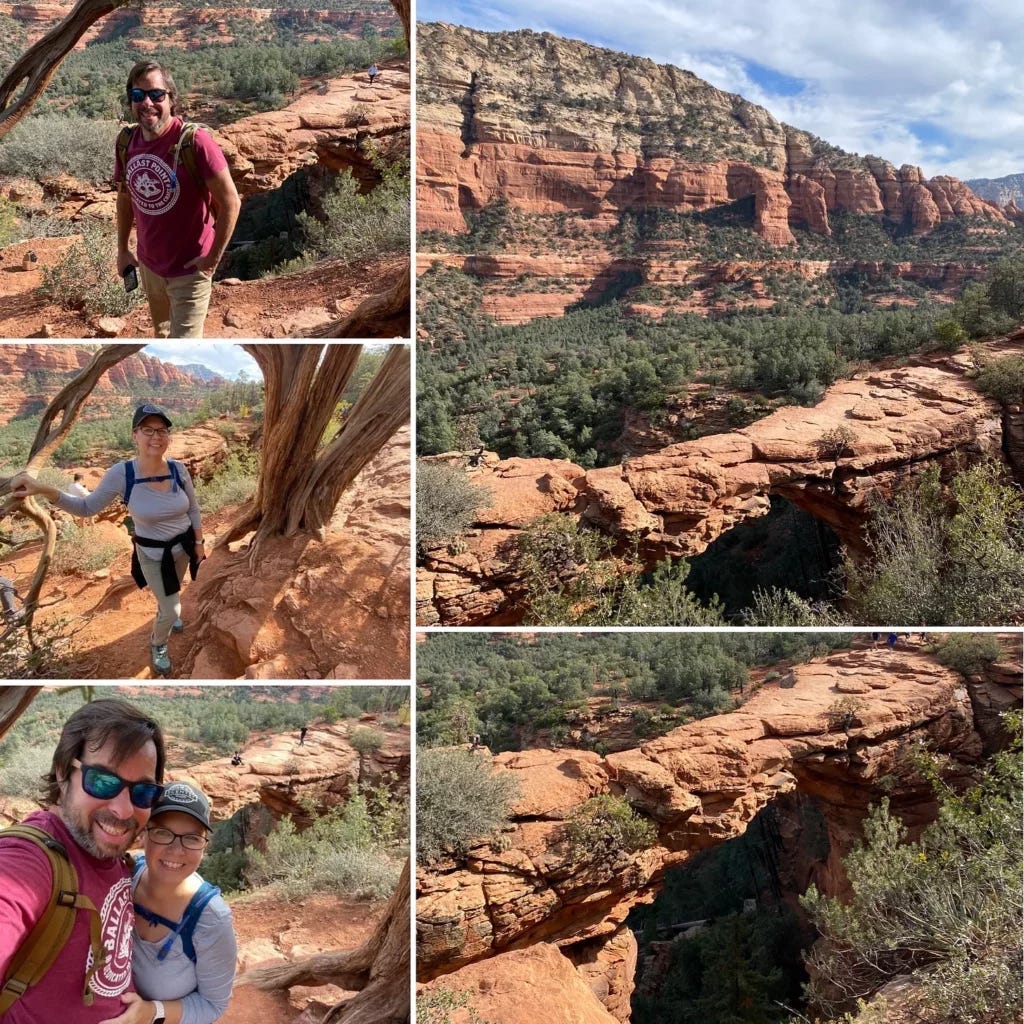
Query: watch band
151,999,166,1024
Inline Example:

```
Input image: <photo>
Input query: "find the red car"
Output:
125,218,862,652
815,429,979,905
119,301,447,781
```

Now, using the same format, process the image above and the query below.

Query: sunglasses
129,88,168,103
72,758,163,809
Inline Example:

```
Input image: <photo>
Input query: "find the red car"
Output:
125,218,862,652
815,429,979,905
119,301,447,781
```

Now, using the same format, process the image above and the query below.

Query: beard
61,802,140,859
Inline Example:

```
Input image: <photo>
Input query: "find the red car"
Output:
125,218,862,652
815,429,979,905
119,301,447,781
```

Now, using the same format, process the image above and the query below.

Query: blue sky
418,0,1024,181
145,344,258,380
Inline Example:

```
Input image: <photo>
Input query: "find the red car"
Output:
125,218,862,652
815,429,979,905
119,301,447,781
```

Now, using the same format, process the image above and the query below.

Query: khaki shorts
138,262,214,338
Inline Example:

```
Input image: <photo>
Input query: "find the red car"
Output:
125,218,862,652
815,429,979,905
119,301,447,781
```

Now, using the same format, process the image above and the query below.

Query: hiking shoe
150,643,171,676
171,617,184,633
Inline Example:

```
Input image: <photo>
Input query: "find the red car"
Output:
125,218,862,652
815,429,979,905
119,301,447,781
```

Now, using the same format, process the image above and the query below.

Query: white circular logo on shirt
86,875,134,997
126,154,179,215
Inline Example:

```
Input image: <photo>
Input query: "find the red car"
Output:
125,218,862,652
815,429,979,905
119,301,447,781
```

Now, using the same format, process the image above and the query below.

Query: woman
108,781,237,1024
10,403,207,676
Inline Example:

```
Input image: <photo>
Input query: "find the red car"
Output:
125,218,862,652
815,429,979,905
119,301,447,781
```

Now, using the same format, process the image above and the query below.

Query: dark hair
46,698,165,804
126,61,181,116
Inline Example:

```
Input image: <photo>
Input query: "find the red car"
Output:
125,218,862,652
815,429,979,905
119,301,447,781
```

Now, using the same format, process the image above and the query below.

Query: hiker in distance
0,698,166,1022
122,782,237,1024
10,403,207,677
116,60,241,338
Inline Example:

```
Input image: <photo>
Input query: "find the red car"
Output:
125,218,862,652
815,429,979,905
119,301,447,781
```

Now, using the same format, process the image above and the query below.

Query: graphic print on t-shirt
126,154,179,215
86,875,135,997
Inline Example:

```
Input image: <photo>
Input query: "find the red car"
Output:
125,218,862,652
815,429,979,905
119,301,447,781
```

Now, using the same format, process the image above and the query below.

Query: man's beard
62,804,138,859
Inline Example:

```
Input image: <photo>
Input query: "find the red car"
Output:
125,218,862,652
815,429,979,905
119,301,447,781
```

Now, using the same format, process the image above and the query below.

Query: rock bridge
418,338,1023,626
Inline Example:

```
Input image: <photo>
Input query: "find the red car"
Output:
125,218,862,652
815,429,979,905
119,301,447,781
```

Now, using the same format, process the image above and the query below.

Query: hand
8,472,42,500
116,249,137,277
184,253,218,276
99,992,152,1024
196,539,207,561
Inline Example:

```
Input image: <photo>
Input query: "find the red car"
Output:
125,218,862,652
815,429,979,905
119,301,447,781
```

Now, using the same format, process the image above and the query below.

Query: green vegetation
194,447,259,514
247,791,405,899
416,461,491,555
563,794,656,860
349,725,385,754
802,717,1022,1024
975,353,1024,407
417,633,851,753
416,747,522,864
931,634,1003,676
843,461,1024,626
51,522,131,574
41,223,143,318
0,115,120,184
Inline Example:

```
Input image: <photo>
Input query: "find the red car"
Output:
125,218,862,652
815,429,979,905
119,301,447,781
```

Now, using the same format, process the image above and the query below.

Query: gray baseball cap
132,403,172,430
150,780,211,830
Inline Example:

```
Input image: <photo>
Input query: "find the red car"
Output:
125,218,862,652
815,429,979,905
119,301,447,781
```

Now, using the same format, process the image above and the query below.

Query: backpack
116,122,213,216
131,856,220,963
0,825,108,1014
123,458,184,506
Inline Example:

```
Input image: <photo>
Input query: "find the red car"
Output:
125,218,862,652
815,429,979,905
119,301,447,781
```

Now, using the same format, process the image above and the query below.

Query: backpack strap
172,881,220,963
115,124,136,192
123,459,136,505
0,825,107,1013
174,123,213,218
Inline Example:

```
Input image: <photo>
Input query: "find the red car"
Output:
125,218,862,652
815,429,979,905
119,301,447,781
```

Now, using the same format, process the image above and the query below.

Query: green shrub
562,794,657,861
975,354,1024,406
194,448,259,514
0,114,119,183
0,743,52,799
52,522,130,574
932,634,1002,676
349,725,385,754
246,795,402,899
802,720,1022,1023
41,223,143,317
417,747,521,865
416,460,491,554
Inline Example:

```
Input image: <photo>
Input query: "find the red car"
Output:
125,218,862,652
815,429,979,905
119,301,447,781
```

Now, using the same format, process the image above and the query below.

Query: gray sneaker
171,618,184,632
150,643,171,676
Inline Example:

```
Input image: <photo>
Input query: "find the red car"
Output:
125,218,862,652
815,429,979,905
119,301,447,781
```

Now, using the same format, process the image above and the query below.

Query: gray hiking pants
136,547,190,644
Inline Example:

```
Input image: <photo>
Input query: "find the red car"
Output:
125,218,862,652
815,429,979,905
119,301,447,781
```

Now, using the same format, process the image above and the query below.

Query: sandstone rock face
0,344,220,427
419,342,1018,626
417,24,1008,242
417,640,1022,1007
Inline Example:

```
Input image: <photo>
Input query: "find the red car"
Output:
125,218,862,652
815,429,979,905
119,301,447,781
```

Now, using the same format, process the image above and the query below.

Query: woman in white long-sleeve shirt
10,403,207,676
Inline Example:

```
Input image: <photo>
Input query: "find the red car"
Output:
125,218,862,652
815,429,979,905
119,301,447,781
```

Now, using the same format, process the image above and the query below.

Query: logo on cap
163,782,200,805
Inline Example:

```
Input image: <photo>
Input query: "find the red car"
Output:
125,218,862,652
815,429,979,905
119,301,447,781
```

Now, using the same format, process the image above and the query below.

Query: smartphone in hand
123,265,139,292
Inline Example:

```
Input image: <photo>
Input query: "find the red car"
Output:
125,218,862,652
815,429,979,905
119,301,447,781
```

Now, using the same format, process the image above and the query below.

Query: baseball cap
150,780,212,830
132,403,172,430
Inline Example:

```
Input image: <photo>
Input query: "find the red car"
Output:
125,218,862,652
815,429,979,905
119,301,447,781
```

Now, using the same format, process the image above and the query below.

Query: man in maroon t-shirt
115,60,240,338
0,699,166,1023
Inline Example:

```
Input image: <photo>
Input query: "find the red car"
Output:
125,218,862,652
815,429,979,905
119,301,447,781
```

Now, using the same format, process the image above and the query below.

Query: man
115,61,240,338
0,699,166,1022
69,473,90,528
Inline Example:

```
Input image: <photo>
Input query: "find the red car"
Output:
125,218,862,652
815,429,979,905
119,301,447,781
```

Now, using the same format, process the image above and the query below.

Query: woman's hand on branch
8,473,58,502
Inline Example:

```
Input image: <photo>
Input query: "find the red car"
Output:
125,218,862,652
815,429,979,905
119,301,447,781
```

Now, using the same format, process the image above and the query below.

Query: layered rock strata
417,640,1022,1021
418,340,1019,626
417,24,1011,244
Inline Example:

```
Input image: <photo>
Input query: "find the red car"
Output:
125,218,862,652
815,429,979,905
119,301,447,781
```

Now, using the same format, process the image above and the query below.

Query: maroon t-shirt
0,810,136,1023
115,117,227,278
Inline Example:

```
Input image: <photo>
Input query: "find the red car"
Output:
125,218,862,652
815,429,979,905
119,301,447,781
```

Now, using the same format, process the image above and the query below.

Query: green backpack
0,825,108,1015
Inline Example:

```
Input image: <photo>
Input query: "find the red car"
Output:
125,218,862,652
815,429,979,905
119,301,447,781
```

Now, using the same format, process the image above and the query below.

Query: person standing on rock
9,403,208,677
115,782,237,1024
115,60,240,339
0,698,166,1022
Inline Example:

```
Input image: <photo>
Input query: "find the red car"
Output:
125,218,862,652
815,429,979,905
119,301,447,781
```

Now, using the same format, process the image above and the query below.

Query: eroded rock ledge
417,639,1023,1022
418,339,1022,626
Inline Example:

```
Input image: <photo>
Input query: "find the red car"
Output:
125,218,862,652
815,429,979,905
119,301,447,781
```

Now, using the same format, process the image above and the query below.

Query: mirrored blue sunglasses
72,758,163,808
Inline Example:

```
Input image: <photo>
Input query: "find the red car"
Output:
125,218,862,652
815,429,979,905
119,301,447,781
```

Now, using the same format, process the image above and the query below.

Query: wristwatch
151,1000,166,1024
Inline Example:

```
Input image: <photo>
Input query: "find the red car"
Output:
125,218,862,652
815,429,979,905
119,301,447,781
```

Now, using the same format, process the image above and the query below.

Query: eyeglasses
138,427,170,438
146,826,208,851
72,759,163,809
129,88,168,103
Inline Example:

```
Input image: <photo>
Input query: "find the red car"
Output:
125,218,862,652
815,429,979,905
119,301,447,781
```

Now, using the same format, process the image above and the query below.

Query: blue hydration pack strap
123,459,183,504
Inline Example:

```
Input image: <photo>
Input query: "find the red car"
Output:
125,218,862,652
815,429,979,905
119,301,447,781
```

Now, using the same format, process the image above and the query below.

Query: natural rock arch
416,638,1022,1008
418,338,1022,625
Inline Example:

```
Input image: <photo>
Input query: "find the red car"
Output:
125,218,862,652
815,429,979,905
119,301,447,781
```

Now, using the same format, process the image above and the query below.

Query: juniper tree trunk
0,345,143,644
222,344,410,553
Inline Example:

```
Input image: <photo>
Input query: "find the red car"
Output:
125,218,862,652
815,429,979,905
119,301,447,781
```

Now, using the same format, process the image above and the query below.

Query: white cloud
143,344,259,380
420,0,1024,178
